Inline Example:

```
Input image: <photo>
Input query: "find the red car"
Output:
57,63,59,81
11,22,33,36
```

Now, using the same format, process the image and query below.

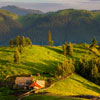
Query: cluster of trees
55,59,75,80
9,36,32,47
63,42,73,56
9,36,32,64
78,57,100,84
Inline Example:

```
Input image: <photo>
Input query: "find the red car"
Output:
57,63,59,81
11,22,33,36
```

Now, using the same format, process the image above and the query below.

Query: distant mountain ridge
1,9,100,46
0,5,43,15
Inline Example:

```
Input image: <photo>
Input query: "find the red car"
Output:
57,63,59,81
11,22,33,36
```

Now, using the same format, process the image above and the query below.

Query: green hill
0,9,22,46
45,74,100,96
1,9,100,45
17,9,100,45
0,9,18,20
0,44,100,100
0,44,96,81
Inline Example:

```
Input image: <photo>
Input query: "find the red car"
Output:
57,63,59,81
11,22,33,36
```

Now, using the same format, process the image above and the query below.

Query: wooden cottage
15,77,34,88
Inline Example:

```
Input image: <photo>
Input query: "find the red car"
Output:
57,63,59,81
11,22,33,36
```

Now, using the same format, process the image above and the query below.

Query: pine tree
63,44,67,56
90,37,97,48
21,36,26,46
78,58,87,76
14,48,20,64
48,30,54,46
67,42,73,56
65,41,67,47
63,42,68,56
98,43,100,52
9,39,14,47
26,37,32,46
69,58,75,73
16,36,21,46
91,64,98,78
19,45,23,54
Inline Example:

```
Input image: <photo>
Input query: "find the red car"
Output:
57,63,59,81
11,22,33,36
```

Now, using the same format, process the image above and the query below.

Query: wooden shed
15,77,34,88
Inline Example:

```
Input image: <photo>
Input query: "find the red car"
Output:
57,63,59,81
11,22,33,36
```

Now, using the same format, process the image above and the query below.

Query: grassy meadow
45,74,100,96
0,44,100,100
0,44,97,81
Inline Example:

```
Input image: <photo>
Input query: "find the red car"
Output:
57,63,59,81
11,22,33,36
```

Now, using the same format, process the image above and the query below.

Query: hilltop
0,5,43,15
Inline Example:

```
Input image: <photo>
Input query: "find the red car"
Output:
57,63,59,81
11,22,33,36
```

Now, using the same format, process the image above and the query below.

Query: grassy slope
45,74,100,96
0,9,18,20
0,44,96,81
0,44,100,100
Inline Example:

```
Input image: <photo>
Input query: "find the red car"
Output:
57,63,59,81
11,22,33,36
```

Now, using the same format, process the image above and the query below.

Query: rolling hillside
17,9,100,45
0,44,100,100
45,74,100,96
1,9,100,45
0,44,96,81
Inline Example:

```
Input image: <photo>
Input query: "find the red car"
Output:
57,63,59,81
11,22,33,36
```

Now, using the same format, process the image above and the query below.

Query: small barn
15,77,34,88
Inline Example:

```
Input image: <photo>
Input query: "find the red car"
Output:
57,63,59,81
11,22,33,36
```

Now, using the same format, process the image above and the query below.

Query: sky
0,0,100,12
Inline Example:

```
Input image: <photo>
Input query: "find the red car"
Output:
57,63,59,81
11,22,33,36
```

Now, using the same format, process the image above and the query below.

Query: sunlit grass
45,74,100,96
0,44,97,81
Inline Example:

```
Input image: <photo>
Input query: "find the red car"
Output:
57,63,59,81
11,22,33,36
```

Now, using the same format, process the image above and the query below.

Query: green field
0,44,100,100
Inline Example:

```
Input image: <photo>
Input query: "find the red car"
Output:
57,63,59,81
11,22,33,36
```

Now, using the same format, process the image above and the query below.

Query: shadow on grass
0,59,10,65
0,48,13,53
15,60,58,77
44,46,62,54
73,45,88,50
70,77,100,94
74,49,87,54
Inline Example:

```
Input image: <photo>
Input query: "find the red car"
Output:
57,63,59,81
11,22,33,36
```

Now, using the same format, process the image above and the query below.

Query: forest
0,9,100,45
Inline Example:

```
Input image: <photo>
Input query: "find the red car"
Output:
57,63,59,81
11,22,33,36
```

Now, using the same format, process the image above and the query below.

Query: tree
67,42,73,56
14,48,20,64
9,39,14,47
19,45,23,54
91,64,98,78
21,36,26,46
55,63,62,79
26,37,32,46
63,44,67,56
48,30,54,46
65,41,68,47
15,36,21,46
98,43,100,52
63,42,68,56
55,59,75,79
90,37,97,48
69,58,75,73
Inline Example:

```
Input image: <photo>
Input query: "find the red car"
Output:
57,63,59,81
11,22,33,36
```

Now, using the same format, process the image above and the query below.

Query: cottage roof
15,77,34,84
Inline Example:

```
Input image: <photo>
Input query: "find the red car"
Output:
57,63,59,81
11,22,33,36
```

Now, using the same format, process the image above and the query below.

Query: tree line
9,36,32,47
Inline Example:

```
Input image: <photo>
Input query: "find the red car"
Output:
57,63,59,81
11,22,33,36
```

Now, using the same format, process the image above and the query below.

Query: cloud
0,0,100,12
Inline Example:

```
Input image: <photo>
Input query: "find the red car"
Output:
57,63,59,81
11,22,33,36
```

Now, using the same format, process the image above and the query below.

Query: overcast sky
0,0,100,12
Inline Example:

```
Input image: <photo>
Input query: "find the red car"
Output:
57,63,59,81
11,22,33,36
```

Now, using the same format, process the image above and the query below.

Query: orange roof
29,82,41,88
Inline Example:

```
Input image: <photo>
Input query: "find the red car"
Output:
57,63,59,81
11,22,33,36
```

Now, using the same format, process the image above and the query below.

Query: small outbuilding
15,77,34,88
29,80,45,90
